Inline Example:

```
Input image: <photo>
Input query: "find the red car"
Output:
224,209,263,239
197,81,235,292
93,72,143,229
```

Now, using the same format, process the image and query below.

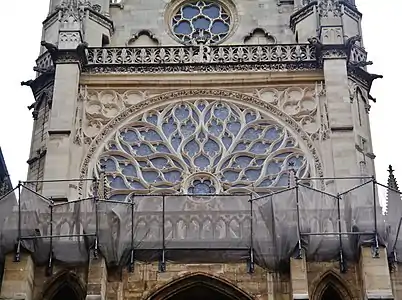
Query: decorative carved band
85,44,317,66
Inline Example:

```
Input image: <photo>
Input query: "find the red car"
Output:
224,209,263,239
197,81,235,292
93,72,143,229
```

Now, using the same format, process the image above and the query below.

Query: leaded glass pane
171,1,231,45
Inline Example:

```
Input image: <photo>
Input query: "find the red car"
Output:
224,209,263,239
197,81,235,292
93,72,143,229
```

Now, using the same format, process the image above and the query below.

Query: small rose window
172,0,231,45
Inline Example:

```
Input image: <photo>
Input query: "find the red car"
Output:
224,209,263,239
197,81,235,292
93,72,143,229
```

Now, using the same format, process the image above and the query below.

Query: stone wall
2,253,392,300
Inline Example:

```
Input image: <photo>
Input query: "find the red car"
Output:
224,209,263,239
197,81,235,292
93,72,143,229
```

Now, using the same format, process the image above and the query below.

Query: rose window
96,100,310,201
171,1,231,45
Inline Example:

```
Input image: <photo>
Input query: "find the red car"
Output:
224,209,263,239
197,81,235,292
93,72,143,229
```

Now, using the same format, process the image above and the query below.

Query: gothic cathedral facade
1,0,401,300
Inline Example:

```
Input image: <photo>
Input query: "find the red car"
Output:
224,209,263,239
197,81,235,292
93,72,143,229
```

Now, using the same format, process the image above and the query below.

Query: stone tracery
94,100,310,200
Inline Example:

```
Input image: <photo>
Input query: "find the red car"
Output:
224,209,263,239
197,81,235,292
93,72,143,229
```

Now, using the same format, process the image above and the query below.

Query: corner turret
291,0,362,44
41,0,113,53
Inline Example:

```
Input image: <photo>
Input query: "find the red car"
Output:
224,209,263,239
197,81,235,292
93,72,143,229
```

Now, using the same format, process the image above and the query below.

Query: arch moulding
143,272,254,300
39,270,87,300
78,88,324,194
310,270,356,300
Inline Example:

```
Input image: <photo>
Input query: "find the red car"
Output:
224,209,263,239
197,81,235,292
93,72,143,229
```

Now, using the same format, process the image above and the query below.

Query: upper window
172,1,231,45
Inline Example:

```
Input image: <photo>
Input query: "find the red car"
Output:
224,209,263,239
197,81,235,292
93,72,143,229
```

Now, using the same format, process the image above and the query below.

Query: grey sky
0,1,399,201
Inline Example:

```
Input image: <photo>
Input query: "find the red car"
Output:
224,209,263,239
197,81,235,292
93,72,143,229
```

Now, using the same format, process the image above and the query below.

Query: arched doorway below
321,285,343,300
42,272,86,300
311,271,353,300
50,284,82,300
168,285,233,300
147,273,253,300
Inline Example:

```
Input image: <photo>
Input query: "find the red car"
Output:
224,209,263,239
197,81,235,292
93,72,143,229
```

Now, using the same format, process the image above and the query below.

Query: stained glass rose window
171,0,231,45
95,100,310,201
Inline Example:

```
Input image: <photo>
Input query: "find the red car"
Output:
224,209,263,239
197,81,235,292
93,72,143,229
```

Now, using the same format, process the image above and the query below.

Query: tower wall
11,1,393,300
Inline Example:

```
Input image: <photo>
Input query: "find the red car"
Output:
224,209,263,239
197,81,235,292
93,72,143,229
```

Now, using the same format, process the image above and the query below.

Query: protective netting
0,178,398,270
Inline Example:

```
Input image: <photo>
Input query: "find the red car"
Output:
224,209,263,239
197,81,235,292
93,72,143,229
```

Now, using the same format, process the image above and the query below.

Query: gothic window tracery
95,100,310,201
171,1,231,45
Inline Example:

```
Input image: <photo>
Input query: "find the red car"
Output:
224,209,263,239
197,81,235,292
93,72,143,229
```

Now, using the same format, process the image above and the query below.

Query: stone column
86,253,108,300
360,247,393,300
0,254,34,300
290,252,309,300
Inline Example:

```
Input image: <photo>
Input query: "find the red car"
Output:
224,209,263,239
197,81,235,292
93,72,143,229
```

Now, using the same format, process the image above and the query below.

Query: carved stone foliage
86,44,316,66
78,89,324,196
95,100,310,199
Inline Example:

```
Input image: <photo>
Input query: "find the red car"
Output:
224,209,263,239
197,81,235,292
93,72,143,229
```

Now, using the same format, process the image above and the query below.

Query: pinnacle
388,165,400,192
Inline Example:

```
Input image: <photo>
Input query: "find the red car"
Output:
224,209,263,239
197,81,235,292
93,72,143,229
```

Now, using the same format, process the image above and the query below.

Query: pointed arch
145,272,254,300
41,270,86,300
311,270,354,300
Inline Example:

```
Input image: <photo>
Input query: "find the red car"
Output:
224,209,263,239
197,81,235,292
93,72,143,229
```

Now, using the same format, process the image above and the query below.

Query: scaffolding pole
391,217,402,267
93,178,99,259
22,178,94,184
159,195,166,272
337,194,346,272
46,199,54,276
372,179,380,258
295,181,302,259
248,194,254,273
15,183,21,262
129,195,135,273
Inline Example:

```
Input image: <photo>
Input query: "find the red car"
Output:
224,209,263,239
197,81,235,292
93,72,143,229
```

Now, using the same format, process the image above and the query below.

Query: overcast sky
0,1,400,200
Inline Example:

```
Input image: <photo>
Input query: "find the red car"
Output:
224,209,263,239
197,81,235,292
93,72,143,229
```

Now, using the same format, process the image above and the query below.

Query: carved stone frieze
78,89,325,195
85,44,317,66
321,48,347,60
83,62,319,74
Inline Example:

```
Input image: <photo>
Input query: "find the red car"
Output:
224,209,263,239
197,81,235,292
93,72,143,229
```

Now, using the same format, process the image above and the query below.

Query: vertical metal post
248,195,255,273
46,199,54,276
93,178,99,259
372,179,380,258
129,195,135,273
337,194,346,273
295,180,302,259
159,195,166,272
15,182,22,262
390,217,402,271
